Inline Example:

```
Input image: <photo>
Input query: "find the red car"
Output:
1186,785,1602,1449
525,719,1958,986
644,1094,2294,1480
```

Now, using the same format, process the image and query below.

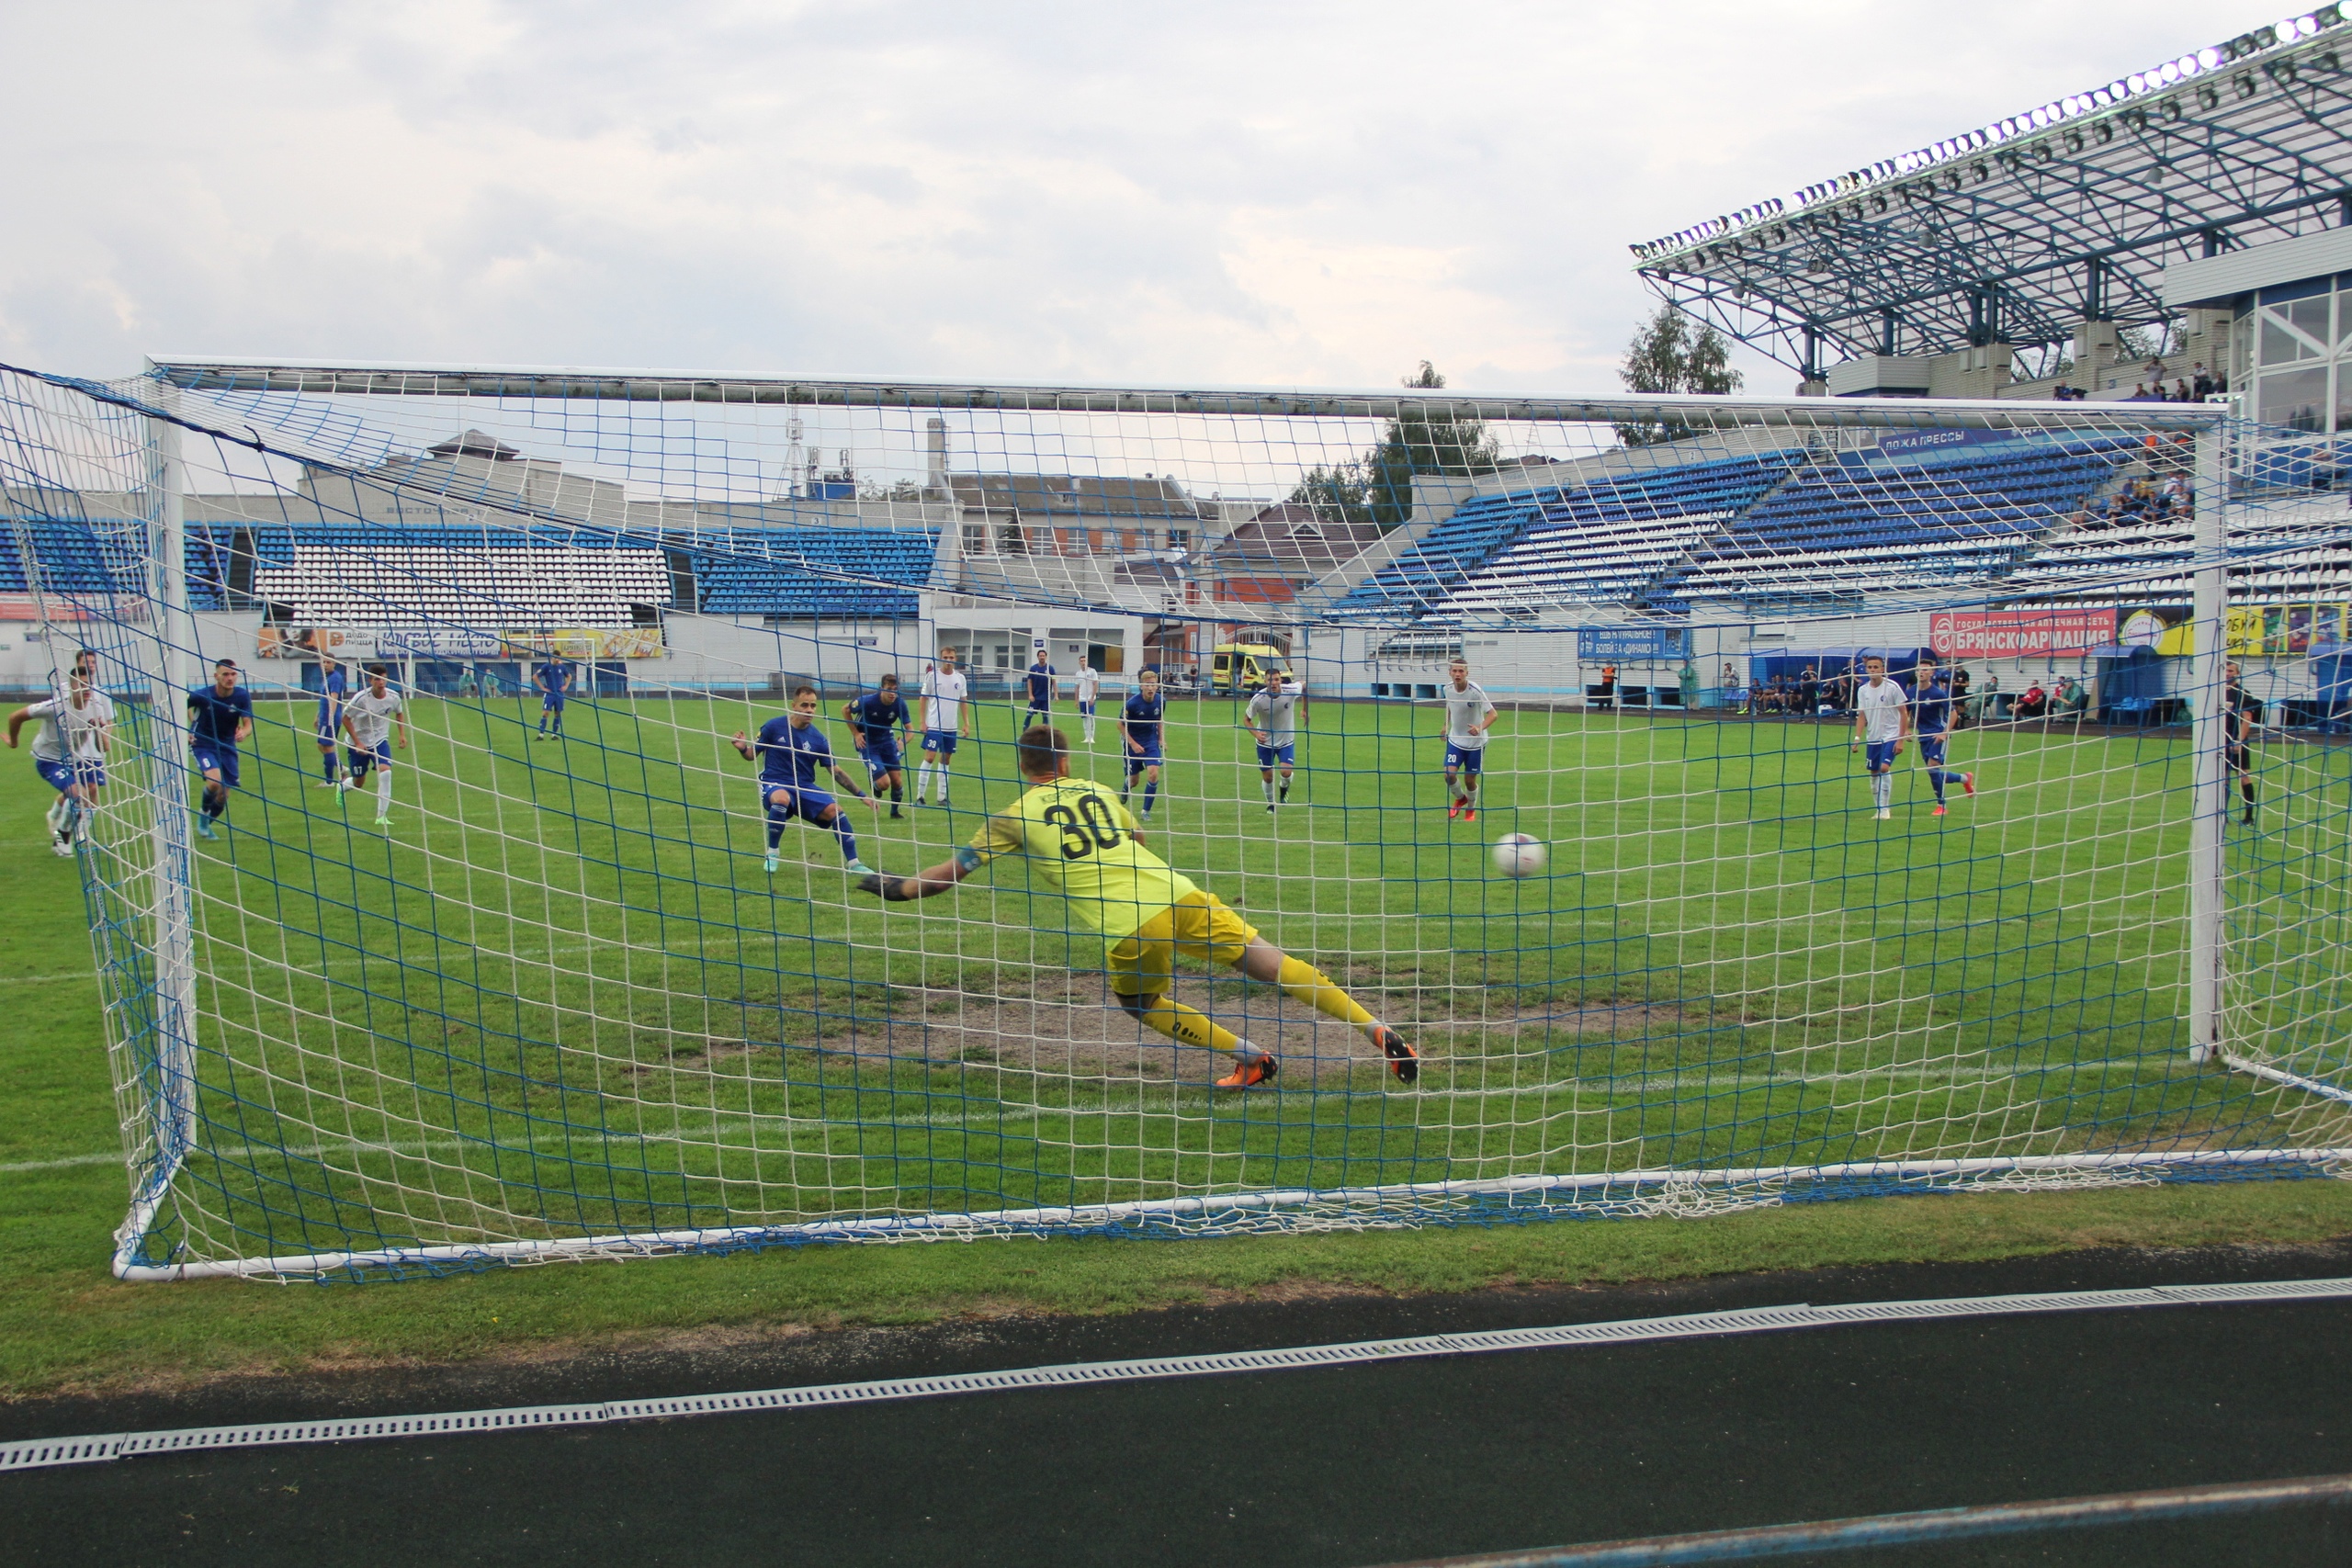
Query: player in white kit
7,663,116,854
1243,675,1302,811
1440,659,1499,822
1074,660,1102,744
1849,656,1909,820
913,648,970,806
339,663,410,827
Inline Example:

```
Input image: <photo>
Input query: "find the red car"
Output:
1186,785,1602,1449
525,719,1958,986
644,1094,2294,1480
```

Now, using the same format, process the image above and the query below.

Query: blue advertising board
1879,427,2018,457
1580,626,1692,662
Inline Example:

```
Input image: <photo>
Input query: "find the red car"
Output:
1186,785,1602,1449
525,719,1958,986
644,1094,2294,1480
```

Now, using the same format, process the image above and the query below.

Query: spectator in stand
1966,671,2001,725
2173,378,2192,402
2127,383,2151,400
1679,661,1699,709
2056,677,2090,718
2192,365,2215,400
1747,675,1767,716
2015,681,2051,720
1949,665,1973,726
1721,663,1738,707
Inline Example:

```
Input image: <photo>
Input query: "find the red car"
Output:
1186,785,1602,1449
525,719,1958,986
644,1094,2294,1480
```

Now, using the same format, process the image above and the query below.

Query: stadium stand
1660,437,2129,609
1431,454,1804,616
6,481,944,626
1346,435,2149,622
1335,453,1801,619
668,527,938,618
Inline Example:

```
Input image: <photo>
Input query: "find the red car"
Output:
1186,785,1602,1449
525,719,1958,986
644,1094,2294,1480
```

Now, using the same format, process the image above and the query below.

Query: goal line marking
7,1274,2349,1474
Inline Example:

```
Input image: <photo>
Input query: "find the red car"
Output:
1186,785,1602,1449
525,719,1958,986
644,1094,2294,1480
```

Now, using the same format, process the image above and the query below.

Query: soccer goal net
6,357,2349,1281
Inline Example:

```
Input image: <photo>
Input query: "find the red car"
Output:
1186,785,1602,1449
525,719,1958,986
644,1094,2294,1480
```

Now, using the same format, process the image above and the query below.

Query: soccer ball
1491,833,1546,878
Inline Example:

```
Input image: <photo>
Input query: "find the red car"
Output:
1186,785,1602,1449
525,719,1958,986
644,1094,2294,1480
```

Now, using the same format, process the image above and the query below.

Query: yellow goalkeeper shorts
1106,892,1259,995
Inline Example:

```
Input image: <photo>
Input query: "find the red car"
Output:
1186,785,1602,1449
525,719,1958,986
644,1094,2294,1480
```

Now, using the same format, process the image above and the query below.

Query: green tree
1616,306,1743,446
1285,361,1498,529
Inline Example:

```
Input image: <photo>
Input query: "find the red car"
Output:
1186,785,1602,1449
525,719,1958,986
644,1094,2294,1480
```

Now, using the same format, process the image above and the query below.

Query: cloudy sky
0,1,2250,396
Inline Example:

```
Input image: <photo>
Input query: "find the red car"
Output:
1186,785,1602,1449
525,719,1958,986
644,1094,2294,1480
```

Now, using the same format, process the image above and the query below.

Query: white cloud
0,0,2245,392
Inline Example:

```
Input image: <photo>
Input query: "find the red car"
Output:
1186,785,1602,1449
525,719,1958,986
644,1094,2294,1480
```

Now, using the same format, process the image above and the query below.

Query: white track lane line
6,1275,2350,1473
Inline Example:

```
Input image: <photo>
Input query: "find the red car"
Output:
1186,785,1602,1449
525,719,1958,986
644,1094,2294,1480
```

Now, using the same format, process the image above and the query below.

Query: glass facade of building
2233,273,2352,434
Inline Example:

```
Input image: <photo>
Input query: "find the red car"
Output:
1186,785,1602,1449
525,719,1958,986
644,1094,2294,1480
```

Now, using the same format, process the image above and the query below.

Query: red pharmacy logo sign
1929,610,2117,658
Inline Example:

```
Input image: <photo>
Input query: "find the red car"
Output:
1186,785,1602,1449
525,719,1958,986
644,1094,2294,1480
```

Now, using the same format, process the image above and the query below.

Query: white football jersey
1075,666,1101,703
1442,682,1495,748
1856,678,1907,742
1245,687,1301,741
922,668,967,730
27,690,114,762
344,687,404,748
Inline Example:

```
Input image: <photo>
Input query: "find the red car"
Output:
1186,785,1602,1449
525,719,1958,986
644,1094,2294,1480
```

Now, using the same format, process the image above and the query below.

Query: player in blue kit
1023,653,1057,725
535,655,572,738
844,672,914,818
732,684,878,874
313,653,349,787
1119,666,1167,820
187,658,254,840
1911,661,1975,818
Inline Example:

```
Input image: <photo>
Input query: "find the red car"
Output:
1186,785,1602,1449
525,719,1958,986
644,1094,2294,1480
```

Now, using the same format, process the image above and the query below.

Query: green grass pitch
65,679,2329,1272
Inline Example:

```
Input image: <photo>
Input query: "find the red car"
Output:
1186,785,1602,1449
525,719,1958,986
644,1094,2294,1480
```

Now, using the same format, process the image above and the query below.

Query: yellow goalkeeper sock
1133,995,1246,1055
1273,954,1377,1032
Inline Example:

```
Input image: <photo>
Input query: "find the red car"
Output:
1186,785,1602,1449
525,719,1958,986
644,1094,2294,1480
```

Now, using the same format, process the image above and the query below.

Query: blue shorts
1444,742,1484,775
1078,700,1097,716
1125,744,1163,774
1864,739,1898,771
922,729,958,757
1917,734,1948,766
37,757,103,794
193,745,241,788
1256,741,1295,769
542,692,566,711
863,737,904,774
759,783,836,821
314,713,338,747
347,740,392,773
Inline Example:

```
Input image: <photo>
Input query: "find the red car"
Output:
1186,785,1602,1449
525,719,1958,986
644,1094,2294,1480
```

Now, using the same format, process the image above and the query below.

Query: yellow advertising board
510,628,667,660
2226,604,2347,659
256,626,667,660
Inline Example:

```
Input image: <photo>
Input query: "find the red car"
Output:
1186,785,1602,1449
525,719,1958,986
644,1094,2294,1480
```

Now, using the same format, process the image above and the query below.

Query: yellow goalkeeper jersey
965,776,1199,939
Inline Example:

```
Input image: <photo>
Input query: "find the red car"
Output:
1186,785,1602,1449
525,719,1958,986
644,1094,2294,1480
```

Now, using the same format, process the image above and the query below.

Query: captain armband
954,846,983,873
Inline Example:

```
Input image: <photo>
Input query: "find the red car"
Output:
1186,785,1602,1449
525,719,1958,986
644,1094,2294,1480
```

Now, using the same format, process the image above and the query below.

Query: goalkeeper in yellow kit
855,725,1417,1089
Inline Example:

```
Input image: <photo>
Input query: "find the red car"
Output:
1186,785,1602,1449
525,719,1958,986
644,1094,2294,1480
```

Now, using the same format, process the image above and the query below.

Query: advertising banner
1928,608,2115,658
1880,428,2018,457
1579,626,1692,662
2227,603,2347,658
258,626,666,660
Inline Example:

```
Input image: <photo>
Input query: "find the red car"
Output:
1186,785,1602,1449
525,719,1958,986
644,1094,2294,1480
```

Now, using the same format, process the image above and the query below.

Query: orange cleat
1962,773,1976,796
1215,1053,1279,1090
1447,801,1463,819
1931,804,1948,817
1462,806,1477,823
1373,1026,1419,1086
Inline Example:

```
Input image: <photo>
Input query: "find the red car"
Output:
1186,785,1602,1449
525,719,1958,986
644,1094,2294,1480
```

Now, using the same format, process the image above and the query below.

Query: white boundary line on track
6,1274,2350,1474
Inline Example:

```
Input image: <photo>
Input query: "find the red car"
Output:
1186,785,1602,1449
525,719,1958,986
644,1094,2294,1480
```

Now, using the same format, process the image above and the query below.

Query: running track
10,1238,2352,1565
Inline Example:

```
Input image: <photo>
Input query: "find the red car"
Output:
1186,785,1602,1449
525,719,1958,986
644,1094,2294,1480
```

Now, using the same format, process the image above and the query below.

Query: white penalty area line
7,1274,2351,1475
